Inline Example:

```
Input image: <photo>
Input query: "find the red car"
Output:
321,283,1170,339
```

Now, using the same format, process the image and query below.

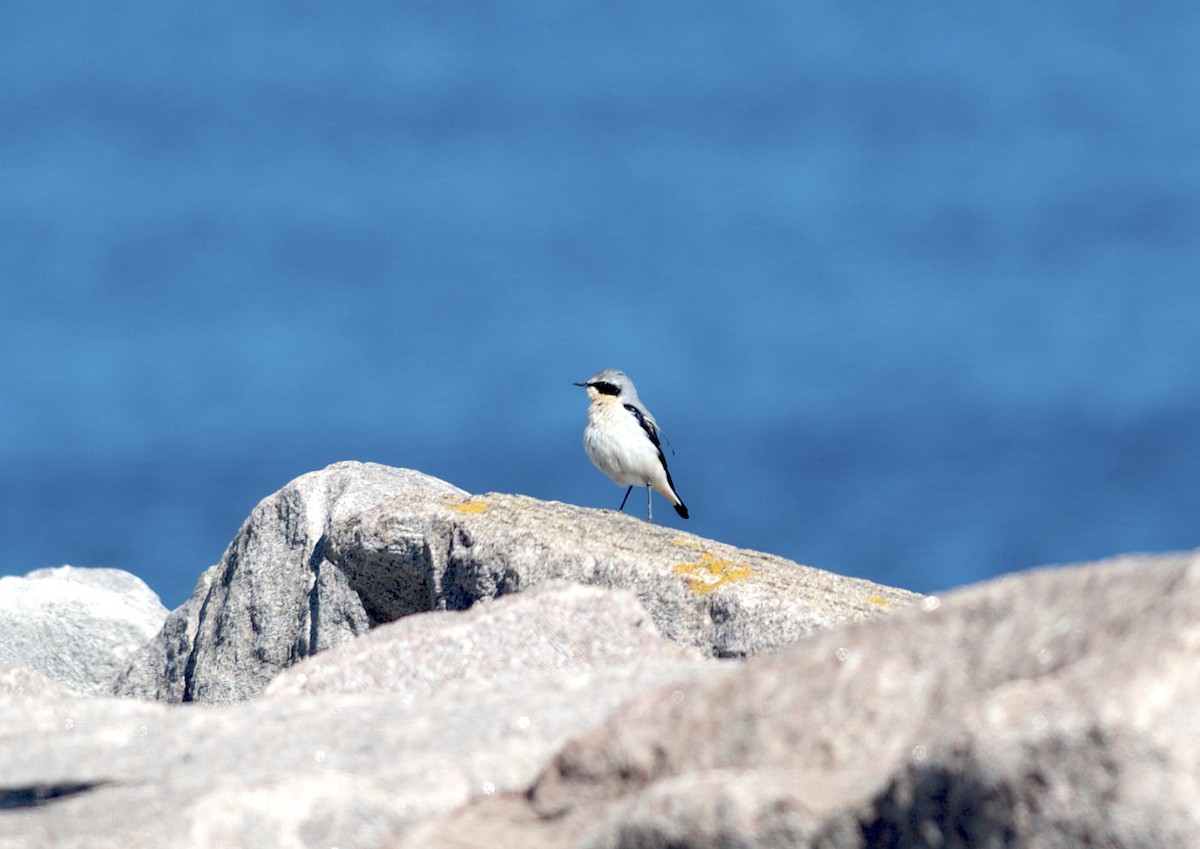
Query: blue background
3,2,1198,610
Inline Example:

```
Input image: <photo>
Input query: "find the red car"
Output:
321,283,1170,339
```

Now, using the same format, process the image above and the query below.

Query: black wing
625,402,685,516
624,403,673,470
623,403,661,449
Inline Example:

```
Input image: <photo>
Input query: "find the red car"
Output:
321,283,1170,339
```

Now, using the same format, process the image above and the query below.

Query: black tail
663,464,688,519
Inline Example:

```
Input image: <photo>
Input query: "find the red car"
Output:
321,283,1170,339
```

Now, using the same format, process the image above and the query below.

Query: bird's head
574,368,633,402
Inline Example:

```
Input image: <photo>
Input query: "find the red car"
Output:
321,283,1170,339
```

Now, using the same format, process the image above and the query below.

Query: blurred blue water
2,2,1198,609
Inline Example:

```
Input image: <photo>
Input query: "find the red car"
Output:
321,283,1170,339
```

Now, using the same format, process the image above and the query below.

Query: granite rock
401,549,1200,849
0,566,167,695
113,462,917,703
0,665,77,700
111,463,468,703
5,461,1195,848
265,581,701,698
327,485,920,657
0,587,714,849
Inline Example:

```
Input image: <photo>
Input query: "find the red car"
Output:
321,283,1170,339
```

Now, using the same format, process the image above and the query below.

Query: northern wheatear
574,369,688,522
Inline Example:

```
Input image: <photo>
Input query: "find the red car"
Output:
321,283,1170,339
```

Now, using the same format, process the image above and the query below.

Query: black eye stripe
591,381,621,396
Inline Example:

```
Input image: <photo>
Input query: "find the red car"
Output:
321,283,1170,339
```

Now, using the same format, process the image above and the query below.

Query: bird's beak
573,381,587,387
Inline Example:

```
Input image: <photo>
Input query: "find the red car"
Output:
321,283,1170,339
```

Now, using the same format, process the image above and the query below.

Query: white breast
583,401,663,487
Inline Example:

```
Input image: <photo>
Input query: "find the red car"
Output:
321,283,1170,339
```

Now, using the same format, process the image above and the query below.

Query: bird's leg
618,486,633,512
646,485,653,524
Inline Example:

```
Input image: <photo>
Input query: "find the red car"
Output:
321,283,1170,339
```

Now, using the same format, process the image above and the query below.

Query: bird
574,368,688,522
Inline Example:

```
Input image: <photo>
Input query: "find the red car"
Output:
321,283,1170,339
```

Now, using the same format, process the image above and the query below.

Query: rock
0,588,714,849
111,463,468,703
7,461,1194,847
401,549,1200,849
0,666,77,700
327,487,920,656
114,462,917,703
0,566,167,695
265,582,701,698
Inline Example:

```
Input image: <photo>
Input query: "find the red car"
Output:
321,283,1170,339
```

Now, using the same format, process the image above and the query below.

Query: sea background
2,2,1197,609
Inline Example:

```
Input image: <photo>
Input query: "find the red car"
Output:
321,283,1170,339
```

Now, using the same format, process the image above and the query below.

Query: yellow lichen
673,552,755,595
449,498,489,514
867,595,890,607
